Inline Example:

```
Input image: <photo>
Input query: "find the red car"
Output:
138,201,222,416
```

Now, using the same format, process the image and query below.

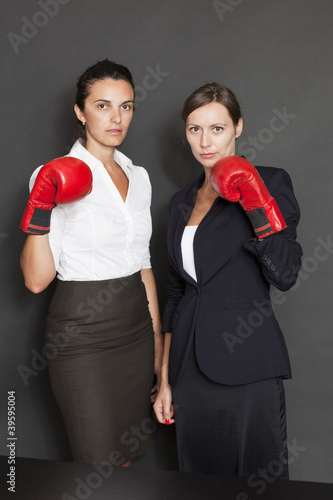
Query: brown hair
181,82,242,127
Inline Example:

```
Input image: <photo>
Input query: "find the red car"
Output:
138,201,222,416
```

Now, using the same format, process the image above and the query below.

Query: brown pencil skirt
44,272,155,464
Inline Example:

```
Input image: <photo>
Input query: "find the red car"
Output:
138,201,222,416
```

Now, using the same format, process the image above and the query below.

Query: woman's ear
74,104,85,124
235,117,243,139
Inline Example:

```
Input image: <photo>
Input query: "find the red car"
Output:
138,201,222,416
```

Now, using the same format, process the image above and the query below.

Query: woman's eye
190,127,199,133
122,104,131,111
213,126,224,132
98,104,108,109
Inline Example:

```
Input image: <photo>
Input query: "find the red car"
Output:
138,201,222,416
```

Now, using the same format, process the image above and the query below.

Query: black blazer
162,166,303,387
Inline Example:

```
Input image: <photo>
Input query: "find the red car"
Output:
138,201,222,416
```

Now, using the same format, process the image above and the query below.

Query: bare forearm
141,268,164,395
153,332,174,424
160,332,171,387
20,235,56,293
140,268,162,334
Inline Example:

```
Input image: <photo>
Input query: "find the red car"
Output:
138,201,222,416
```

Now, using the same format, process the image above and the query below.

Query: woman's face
74,78,134,150
185,101,243,169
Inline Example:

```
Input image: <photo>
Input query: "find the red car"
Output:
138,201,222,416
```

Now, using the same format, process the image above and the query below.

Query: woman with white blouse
20,59,163,466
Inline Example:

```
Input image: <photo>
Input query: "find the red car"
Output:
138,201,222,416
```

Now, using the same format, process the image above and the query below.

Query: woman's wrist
159,384,171,393
159,373,170,389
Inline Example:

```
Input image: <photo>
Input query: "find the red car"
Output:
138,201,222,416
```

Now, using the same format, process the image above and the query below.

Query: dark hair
181,82,242,127
74,59,135,141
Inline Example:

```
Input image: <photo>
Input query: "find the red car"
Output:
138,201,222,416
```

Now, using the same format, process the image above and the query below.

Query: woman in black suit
154,83,303,477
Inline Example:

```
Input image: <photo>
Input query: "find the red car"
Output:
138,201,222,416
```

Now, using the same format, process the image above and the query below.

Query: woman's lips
106,129,122,135
200,153,216,159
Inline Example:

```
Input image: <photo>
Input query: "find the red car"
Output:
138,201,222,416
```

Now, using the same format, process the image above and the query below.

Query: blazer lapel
194,196,235,284
173,175,202,284
172,173,236,286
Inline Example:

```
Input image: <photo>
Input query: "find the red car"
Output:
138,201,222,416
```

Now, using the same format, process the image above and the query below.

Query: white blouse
181,225,198,282
29,140,152,281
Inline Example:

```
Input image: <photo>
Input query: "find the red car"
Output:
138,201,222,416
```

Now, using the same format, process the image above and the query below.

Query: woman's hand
153,384,175,425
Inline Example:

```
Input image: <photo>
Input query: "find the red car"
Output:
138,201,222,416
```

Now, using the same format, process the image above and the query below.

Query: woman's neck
200,167,219,199
83,139,117,171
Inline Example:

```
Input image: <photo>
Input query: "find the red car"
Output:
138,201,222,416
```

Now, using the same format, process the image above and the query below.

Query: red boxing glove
210,156,286,239
20,157,93,235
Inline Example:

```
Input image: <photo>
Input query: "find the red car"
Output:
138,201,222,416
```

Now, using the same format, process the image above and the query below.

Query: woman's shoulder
129,164,151,192
115,149,151,182
169,174,204,207
254,165,299,210
255,164,290,180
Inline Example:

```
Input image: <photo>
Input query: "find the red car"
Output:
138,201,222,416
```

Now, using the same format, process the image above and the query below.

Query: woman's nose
200,130,211,148
110,109,121,123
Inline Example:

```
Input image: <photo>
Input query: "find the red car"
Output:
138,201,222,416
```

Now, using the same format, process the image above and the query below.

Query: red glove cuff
20,203,52,235
245,198,287,239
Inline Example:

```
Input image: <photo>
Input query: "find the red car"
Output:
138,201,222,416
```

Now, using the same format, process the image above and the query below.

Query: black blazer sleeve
244,167,303,291
162,191,190,333
162,261,186,333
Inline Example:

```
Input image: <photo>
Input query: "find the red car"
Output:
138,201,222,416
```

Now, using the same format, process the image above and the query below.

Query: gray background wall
1,0,332,484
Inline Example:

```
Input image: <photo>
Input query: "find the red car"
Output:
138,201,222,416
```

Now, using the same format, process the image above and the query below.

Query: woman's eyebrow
93,99,134,104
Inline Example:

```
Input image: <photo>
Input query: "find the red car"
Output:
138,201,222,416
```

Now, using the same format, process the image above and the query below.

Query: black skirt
172,338,288,478
45,272,155,464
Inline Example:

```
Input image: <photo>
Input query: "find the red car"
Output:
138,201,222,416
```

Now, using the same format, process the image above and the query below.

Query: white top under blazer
29,140,152,281
181,225,198,282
